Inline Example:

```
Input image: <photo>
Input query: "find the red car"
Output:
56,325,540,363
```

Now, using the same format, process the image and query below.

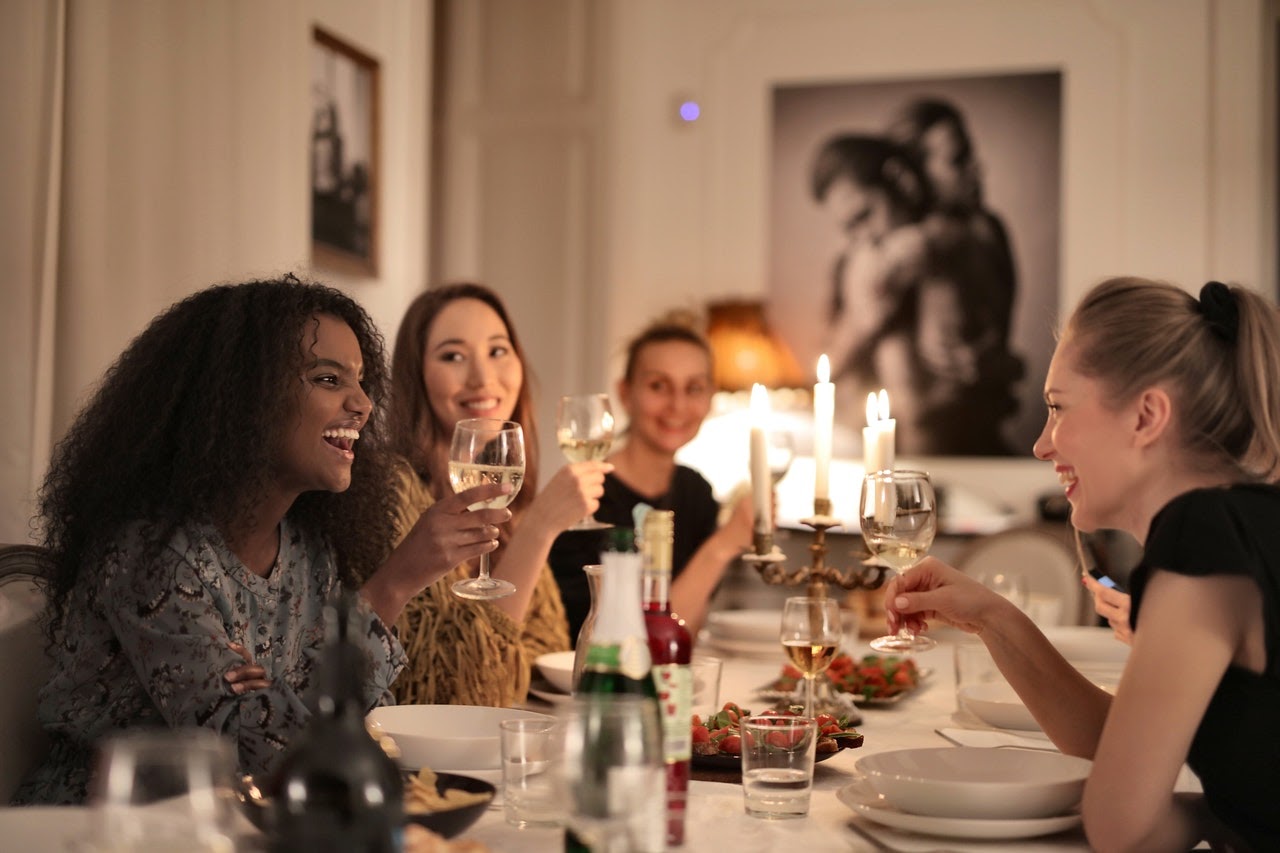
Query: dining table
0,628,1203,852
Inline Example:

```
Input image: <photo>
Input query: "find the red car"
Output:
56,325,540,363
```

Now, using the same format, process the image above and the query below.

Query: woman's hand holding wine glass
556,394,615,531
859,469,938,653
779,596,843,719
449,418,525,600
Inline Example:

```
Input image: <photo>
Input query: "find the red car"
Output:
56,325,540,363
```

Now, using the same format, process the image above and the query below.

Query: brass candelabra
740,497,890,599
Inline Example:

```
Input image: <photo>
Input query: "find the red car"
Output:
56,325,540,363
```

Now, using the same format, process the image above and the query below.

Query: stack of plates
701,608,860,658
700,609,786,658
840,747,1088,840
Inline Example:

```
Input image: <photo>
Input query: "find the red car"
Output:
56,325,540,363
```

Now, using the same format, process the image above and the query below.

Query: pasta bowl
855,747,1090,820
366,704,552,772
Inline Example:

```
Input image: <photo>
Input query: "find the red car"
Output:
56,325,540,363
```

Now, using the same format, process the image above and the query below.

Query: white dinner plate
698,634,784,660
527,686,575,706
957,681,1040,731
837,782,1081,840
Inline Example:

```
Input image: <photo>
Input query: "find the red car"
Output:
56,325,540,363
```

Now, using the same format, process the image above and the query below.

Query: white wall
592,0,1276,522
0,0,433,543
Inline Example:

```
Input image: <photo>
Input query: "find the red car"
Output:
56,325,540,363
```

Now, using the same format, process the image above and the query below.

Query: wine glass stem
478,551,491,582
804,674,816,719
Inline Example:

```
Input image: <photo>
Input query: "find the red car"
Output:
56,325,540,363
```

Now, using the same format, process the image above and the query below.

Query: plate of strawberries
761,653,924,707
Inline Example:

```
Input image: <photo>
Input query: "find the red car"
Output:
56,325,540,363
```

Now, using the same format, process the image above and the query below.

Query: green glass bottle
575,527,658,699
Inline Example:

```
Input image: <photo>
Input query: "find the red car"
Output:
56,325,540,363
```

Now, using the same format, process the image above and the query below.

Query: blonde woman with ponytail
884,277,1280,851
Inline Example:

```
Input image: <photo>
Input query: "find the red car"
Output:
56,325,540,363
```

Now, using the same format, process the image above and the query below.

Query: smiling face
275,313,371,497
618,339,713,457
422,297,524,429
1032,339,1142,533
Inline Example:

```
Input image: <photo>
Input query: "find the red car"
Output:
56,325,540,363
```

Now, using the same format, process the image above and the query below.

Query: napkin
935,727,1058,751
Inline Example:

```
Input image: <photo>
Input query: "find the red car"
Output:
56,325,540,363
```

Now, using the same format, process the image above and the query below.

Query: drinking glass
500,718,566,828
779,596,843,719
560,695,665,853
88,729,239,853
740,715,819,819
859,469,938,653
449,417,525,600
767,430,796,486
556,394,615,530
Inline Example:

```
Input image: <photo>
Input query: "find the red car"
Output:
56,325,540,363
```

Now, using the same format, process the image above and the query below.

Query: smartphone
1088,567,1125,593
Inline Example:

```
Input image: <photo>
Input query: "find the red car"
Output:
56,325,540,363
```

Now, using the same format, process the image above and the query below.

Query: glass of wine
556,393,615,531
779,596,843,719
449,417,525,600
859,469,938,653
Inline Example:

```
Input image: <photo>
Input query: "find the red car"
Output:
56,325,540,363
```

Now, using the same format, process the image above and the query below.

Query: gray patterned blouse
12,517,406,805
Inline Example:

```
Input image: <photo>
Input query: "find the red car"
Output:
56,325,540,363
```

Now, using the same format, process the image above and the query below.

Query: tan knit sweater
389,462,571,707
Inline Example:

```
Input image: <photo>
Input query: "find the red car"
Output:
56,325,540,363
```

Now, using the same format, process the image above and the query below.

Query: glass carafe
571,564,603,692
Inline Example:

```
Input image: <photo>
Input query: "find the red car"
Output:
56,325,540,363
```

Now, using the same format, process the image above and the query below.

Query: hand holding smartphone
1087,566,1126,593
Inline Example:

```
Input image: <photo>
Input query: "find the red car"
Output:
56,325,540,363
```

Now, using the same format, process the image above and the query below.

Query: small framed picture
310,27,379,276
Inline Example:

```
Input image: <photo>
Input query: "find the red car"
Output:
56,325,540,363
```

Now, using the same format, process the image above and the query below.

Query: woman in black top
886,277,1280,851
550,314,753,638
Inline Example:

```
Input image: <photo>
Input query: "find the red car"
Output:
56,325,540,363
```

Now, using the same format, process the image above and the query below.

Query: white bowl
534,650,576,694
366,705,552,771
856,747,1090,820
1042,626,1130,665
958,681,1040,731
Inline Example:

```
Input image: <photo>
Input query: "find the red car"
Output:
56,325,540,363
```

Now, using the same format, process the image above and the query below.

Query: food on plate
691,701,864,758
404,768,493,814
771,653,920,701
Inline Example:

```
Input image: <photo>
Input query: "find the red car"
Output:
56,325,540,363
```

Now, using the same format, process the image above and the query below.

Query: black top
1129,484,1280,850
548,466,720,641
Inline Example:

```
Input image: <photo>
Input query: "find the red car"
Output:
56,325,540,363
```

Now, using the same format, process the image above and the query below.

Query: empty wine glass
859,469,938,653
449,418,525,600
556,394,615,531
89,729,239,852
779,596,843,719
767,429,796,486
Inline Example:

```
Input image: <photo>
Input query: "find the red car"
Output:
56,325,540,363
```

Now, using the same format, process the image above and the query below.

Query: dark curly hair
387,282,540,518
37,275,399,636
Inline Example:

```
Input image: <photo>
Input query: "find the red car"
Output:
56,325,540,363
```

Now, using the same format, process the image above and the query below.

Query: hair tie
1198,281,1239,344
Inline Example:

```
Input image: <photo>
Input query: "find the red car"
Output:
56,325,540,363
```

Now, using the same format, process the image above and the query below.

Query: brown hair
1064,276,1280,481
387,282,540,518
621,309,713,384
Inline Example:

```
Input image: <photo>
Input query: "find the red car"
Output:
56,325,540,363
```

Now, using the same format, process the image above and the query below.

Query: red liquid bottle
641,509,692,847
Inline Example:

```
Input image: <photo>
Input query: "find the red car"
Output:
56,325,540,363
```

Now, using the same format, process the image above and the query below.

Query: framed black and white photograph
769,71,1062,458
311,27,379,276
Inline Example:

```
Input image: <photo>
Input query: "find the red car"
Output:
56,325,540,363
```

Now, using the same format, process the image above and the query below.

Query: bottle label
652,663,692,761
618,636,653,681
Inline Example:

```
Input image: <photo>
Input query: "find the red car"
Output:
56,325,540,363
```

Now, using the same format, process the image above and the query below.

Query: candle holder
741,498,891,600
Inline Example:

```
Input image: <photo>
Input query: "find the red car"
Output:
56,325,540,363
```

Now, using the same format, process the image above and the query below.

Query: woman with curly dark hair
12,276,508,805
385,283,609,706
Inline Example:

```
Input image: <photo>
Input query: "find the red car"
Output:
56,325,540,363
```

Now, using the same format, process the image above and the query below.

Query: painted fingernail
894,595,909,609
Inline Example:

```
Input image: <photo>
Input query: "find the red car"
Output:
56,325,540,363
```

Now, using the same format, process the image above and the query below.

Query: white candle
862,389,896,475
749,383,772,535
813,355,835,504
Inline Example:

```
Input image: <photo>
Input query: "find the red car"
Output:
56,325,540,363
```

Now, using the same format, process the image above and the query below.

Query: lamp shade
705,299,805,391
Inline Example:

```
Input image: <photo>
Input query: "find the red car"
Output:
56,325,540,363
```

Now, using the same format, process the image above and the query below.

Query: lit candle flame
817,354,830,384
750,382,770,421
866,388,891,424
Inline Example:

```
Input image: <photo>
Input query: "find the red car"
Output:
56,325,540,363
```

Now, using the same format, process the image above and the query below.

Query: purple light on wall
678,100,701,122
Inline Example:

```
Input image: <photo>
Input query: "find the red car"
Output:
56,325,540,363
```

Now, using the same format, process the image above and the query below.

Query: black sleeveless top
1129,484,1280,850
548,466,719,641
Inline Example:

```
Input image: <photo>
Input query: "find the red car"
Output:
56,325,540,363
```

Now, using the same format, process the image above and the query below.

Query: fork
845,818,965,853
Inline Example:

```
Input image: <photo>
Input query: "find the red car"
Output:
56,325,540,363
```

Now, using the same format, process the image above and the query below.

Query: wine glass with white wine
449,418,525,600
859,469,938,653
779,596,843,719
556,394,615,530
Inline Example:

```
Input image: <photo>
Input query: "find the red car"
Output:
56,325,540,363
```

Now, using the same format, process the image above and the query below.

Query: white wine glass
449,417,525,600
779,596,843,719
88,729,240,852
556,393,615,531
859,469,938,653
